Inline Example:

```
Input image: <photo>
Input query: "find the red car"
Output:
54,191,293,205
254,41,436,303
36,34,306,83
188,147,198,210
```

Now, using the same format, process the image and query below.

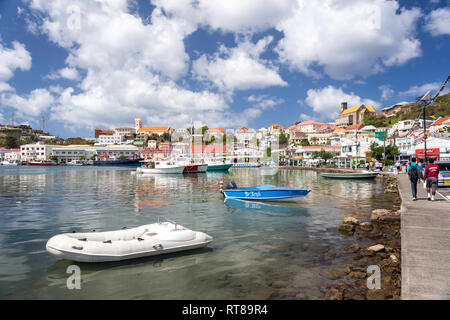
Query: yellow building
335,102,376,127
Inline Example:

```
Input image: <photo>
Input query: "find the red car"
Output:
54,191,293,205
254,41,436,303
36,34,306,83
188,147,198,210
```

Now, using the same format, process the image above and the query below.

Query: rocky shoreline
324,174,402,300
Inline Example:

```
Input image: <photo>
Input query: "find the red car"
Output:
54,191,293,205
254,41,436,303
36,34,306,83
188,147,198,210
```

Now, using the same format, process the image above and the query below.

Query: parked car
436,161,450,187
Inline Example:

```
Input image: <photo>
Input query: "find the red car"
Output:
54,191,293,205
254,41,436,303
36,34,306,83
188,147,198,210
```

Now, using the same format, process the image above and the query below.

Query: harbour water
0,166,397,299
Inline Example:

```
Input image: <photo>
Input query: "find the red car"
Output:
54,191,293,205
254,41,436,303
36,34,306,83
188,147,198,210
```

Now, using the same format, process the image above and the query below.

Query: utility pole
420,75,450,164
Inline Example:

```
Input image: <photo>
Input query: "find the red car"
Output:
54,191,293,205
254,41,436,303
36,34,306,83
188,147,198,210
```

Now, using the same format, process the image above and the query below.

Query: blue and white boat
221,184,310,201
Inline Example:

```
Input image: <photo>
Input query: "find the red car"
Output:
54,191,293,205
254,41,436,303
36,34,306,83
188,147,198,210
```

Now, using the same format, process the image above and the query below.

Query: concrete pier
398,174,450,299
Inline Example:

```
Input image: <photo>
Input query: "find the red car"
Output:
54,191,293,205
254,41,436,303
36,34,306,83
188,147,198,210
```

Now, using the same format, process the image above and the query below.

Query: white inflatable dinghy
46,219,213,262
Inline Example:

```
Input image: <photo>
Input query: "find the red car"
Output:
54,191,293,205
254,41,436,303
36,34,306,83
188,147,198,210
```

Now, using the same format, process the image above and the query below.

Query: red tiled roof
208,128,225,133
138,126,173,133
431,115,450,126
346,124,365,130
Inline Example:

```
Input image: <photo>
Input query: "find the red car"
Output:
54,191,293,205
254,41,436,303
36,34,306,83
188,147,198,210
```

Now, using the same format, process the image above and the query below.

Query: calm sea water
0,166,396,299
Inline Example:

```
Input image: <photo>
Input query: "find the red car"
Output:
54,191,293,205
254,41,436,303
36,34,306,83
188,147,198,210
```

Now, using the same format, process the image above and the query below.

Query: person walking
407,157,421,201
424,158,440,201
395,160,401,174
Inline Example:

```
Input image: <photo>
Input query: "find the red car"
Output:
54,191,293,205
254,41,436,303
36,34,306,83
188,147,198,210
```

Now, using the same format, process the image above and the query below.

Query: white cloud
399,82,450,98
47,67,80,81
152,0,297,33
26,0,256,130
1,88,55,117
192,36,287,92
303,85,380,121
275,0,422,80
424,7,450,36
248,95,284,110
379,84,395,101
0,41,32,92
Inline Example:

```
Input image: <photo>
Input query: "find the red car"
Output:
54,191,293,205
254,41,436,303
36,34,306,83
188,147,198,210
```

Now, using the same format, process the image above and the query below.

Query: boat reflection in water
224,198,309,217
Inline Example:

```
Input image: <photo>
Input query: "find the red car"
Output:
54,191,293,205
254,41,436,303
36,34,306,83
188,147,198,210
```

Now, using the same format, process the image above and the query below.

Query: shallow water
0,166,396,299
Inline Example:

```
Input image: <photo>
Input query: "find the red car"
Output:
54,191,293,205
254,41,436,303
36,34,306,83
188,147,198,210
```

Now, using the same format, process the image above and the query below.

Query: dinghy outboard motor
226,181,238,190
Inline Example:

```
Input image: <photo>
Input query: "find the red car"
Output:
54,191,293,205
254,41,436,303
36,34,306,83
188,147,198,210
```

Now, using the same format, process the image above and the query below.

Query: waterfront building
293,145,341,165
141,148,174,160
335,102,376,127
20,142,54,162
52,145,92,164
94,145,140,159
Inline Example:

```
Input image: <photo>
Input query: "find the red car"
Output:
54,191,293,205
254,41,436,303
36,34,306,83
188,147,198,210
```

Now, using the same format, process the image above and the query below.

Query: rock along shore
325,174,402,300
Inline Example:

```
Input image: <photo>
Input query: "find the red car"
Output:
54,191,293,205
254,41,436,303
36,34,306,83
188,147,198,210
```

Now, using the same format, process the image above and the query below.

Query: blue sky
0,0,449,138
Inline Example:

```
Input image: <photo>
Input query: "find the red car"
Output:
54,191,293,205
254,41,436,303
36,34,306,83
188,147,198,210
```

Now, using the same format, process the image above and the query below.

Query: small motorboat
46,219,213,263
1,160,20,166
136,160,185,174
321,171,379,179
66,160,85,166
221,182,310,201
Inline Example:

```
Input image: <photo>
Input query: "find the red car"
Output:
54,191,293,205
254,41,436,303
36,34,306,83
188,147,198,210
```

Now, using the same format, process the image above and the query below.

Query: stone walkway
397,173,450,299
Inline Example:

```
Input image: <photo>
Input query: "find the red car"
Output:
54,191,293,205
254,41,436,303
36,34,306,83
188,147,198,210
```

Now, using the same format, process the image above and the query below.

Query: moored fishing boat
1,160,20,166
136,160,185,174
28,160,56,166
205,158,233,172
321,171,379,179
221,183,310,200
46,219,213,263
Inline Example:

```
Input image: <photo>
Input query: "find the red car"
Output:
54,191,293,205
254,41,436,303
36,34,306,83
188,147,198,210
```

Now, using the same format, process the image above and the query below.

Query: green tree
162,132,171,142
300,139,310,146
119,155,126,160
266,147,271,157
90,154,98,161
4,136,19,148
278,132,288,145
368,143,399,164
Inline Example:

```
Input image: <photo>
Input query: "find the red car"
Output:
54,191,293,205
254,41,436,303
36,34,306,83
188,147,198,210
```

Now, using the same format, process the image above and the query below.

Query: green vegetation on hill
364,93,450,128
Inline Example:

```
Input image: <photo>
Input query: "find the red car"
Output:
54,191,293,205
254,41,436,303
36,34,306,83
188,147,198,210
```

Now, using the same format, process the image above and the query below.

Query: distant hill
365,93,450,128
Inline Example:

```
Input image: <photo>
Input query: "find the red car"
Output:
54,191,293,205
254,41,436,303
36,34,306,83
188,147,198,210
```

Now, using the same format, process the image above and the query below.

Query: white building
20,143,54,161
96,134,123,145
393,120,415,137
52,146,93,164
115,127,135,137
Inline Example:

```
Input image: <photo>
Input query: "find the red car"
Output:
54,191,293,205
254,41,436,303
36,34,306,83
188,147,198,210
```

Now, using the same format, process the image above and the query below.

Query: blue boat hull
222,185,310,200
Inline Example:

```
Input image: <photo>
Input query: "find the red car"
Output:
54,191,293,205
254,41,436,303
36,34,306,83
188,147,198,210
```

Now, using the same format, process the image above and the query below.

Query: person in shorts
407,157,421,201
424,158,440,201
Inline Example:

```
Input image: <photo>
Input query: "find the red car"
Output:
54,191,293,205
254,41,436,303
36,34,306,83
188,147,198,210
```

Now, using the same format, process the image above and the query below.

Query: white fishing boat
46,219,213,263
1,160,20,166
173,157,208,173
66,160,84,166
136,160,185,174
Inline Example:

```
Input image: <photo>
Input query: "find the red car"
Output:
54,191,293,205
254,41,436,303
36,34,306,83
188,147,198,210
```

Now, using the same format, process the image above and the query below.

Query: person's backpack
409,164,419,181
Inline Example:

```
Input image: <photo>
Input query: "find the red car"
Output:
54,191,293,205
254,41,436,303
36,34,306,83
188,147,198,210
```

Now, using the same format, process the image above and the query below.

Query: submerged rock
338,223,355,236
343,244,360,253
